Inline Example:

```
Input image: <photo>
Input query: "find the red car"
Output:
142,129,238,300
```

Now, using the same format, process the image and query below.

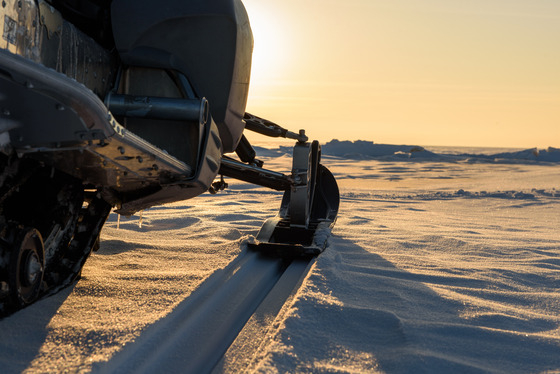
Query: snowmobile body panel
0,49,222,215
1,0,116,97
111,0,253,153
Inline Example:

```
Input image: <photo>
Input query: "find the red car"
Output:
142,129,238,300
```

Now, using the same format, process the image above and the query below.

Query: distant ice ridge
488,147,560,162
321,140,439,160
254,140,560,163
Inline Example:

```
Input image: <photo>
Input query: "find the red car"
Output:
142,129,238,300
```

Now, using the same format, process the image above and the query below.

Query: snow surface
0,141,559,373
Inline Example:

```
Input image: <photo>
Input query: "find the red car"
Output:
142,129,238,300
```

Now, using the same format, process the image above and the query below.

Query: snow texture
0,142,559,373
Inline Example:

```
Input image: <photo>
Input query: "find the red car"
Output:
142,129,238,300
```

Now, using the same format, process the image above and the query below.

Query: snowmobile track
95,247,315,374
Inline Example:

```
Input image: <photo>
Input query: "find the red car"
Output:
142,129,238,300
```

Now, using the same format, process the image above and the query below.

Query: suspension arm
219,157,292,191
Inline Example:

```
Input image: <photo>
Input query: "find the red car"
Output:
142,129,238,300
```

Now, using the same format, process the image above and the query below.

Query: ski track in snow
0,143,559,373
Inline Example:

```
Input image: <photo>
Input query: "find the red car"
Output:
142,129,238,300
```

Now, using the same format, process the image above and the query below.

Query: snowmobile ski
223,140,340,258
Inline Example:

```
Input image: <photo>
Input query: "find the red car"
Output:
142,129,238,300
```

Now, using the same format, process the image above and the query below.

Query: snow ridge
256,140,560,163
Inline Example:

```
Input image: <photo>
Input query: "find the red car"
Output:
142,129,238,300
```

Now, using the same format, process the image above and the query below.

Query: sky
241,0,560,148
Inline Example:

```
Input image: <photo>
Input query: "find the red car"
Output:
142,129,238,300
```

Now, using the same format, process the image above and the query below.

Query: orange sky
242,0,560,148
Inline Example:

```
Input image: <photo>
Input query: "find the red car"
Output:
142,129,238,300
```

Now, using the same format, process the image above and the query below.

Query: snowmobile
0,0,339,316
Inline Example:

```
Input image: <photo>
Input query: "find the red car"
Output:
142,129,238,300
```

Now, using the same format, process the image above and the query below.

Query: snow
0,142,559,373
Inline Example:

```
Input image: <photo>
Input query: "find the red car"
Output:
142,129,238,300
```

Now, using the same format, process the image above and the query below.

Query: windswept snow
0,142,559,373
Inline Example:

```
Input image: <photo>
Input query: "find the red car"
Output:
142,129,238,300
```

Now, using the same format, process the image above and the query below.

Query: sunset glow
243,0,560,148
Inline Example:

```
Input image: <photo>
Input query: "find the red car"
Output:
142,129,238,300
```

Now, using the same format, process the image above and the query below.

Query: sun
242,1,293,85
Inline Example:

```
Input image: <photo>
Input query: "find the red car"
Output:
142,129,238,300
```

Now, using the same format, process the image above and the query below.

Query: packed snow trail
95,247,315,374
214,257,314,373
